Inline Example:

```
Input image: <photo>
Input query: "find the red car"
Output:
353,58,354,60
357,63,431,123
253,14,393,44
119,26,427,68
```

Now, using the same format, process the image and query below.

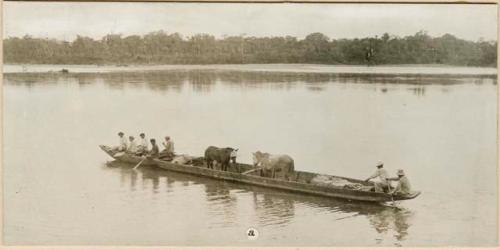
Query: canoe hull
99,145,156,166
152,159,420,202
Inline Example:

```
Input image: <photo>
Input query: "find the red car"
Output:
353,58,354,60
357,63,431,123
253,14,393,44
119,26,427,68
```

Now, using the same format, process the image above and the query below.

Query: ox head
224,147,238,159
224,147,236,154
252,151,269,166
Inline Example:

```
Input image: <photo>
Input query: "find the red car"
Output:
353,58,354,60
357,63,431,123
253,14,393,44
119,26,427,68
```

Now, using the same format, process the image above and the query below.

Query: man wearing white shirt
137,133,149,156
113,132,128,153
159,136,175,160
127,136,138,154
365,161,389,193
162,136,175,155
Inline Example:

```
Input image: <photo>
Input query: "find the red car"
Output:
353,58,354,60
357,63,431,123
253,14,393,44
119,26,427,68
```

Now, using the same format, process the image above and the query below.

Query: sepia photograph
2,1,498,247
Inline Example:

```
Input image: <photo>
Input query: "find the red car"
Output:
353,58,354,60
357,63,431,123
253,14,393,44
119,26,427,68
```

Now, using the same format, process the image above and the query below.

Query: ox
204,146,237,171
252,151,295,180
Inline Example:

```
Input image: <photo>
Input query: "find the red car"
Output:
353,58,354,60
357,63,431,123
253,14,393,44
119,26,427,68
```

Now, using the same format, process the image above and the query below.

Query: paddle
133,157,147,170
242,168,262,175
387,180,395,206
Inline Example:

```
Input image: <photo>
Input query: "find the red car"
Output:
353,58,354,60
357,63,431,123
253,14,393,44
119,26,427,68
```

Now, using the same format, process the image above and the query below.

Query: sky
3,2,498,42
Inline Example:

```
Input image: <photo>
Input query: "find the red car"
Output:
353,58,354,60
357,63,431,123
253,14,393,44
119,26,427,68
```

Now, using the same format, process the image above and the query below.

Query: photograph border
0,0,498,249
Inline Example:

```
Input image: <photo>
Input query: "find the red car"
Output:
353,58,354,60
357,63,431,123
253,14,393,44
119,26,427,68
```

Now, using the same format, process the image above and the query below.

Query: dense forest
3,31,497,66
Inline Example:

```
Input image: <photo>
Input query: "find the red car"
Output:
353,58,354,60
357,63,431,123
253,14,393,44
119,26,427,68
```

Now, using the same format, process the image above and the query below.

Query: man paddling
365,161,390,193
387,169,412,195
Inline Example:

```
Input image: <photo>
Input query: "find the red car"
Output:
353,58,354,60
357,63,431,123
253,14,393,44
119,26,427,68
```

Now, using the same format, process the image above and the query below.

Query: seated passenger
148,139,159,158
159,136,175,160
136,133,148,156
387,169,412,195
126,136,137,154
112,132,128,154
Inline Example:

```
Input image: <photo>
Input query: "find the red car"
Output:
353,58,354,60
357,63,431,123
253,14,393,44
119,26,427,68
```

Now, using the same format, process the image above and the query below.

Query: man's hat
397,169,405,176
118,132,124,136
140,133,145,136
376,161,384,167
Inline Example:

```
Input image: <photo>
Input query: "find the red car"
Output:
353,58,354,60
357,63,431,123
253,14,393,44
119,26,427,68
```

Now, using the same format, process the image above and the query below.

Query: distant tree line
3,30,497,66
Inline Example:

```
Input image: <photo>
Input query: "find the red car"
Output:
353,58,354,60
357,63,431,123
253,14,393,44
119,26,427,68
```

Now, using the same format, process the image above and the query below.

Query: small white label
246,227,259,240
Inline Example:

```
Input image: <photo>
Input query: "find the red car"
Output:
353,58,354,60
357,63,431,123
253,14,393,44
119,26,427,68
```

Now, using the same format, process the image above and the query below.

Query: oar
387,180,395,206
133,157,146,170
242,168,262,175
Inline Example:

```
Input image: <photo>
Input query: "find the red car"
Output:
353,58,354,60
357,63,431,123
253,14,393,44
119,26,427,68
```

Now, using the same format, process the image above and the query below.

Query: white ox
252,151,295,180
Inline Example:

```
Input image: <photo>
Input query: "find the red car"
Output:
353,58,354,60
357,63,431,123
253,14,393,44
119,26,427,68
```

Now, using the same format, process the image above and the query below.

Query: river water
3,66,497,246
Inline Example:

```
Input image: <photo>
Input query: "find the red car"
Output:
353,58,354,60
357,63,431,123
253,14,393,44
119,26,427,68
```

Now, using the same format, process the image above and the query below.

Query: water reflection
4,70,495,93
409,86,426,96
104,161,413,244
252,192,295,227
366,206,414,243
141,169,162,194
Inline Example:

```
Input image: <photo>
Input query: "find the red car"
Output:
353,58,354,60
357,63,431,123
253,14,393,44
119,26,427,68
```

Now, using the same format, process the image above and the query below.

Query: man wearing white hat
387,169,412,195
365,161,390,192
112,131,128,153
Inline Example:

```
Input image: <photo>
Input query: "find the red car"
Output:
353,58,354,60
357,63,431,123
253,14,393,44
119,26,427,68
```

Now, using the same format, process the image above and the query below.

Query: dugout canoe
99,145,421,202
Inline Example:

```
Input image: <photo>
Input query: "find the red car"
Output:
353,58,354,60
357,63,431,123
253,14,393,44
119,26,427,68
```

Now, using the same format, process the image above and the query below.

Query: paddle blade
133,158,146,169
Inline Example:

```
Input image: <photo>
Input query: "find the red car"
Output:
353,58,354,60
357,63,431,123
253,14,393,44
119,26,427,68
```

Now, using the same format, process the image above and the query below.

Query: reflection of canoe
99,145,156,166
99,145,420,202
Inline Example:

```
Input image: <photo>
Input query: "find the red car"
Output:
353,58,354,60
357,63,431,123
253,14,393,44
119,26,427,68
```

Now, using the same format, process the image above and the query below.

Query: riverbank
3,63,497,76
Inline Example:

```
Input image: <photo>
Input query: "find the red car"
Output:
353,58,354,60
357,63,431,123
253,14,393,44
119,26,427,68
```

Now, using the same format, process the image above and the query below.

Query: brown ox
204,146,236,171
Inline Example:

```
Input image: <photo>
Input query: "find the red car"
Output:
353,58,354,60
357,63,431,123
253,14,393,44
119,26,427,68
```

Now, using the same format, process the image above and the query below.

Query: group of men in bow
113,132,176,161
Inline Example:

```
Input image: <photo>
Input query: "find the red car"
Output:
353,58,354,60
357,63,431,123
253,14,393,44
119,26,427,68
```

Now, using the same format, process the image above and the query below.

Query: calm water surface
3,69,497,246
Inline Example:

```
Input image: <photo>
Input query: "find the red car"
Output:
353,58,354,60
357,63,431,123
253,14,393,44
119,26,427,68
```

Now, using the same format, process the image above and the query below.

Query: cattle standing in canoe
253,151,295,180
204,146,236,171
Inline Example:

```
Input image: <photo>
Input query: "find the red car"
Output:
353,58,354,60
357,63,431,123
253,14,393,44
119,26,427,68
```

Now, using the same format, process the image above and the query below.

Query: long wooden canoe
100,145,420,202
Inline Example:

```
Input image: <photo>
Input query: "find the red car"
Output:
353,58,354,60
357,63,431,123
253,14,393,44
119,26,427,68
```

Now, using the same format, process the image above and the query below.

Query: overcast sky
3,2,498,42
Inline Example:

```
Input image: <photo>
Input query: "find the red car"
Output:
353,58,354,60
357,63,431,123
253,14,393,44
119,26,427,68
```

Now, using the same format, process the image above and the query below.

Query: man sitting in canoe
126,136,138,154
111,132,128,154
387,169,412,195
158,136,175,161
365,161,390,193
148,139,160,158
136,133,149,156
